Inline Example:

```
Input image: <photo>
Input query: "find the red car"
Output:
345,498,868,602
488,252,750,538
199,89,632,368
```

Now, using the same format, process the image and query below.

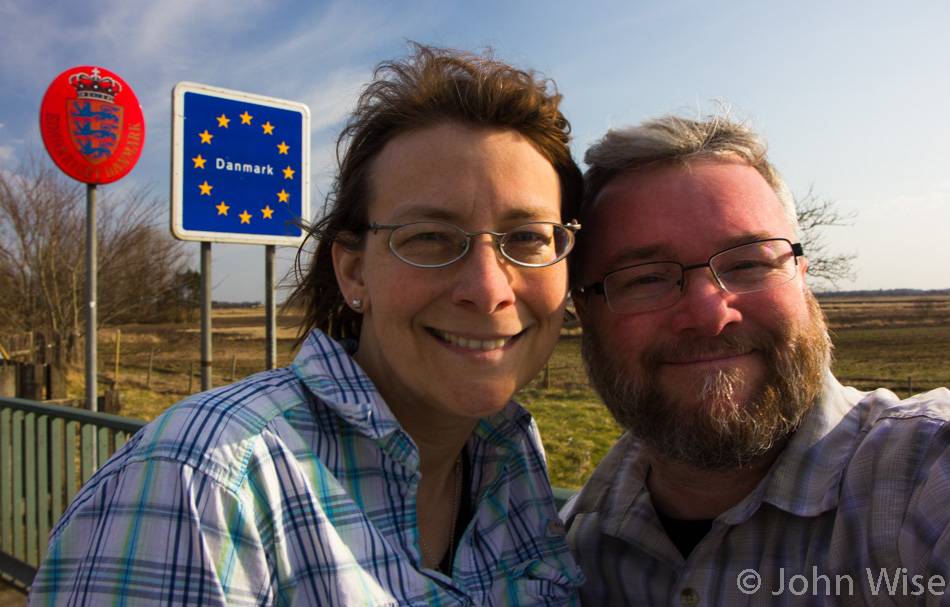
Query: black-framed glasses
580,238,804,314
366,220,581,268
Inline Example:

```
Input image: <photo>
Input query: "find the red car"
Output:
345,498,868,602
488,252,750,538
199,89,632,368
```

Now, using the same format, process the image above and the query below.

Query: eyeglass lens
388,222,573,268
602,239,799,313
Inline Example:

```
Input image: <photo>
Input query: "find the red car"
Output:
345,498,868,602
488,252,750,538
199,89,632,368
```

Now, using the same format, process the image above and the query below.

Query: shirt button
680,588,700,607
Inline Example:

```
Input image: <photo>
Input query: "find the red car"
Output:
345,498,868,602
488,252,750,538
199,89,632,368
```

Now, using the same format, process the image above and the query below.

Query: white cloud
863,182,950,220
300,68,365,133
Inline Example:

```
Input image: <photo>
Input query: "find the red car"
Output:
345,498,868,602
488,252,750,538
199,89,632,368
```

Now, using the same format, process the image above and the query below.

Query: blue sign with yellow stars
171,82,310,244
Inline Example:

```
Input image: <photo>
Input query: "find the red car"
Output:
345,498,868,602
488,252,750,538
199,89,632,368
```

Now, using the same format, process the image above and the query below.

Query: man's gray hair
573,112,800,285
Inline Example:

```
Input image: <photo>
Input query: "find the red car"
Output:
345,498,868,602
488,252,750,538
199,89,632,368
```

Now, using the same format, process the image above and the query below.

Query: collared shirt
562,373,950,606
31,330,582,606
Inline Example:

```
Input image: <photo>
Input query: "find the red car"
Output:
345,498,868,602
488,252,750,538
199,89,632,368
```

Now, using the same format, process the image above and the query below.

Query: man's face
574,158,831,469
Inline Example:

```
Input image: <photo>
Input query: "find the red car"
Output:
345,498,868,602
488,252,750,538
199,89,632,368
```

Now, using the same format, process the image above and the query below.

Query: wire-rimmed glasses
580,238,805,314
366,220,581,268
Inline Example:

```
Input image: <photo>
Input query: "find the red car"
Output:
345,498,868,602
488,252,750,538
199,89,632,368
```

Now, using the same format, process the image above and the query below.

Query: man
562,113,950,606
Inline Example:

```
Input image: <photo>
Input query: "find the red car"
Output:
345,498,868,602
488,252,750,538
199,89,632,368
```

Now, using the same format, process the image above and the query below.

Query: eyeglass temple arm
576,282,605,296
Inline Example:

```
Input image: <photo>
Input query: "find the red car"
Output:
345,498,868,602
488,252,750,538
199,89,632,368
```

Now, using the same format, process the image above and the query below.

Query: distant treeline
211,301,263,309
211,290,950,308
815,289,950,299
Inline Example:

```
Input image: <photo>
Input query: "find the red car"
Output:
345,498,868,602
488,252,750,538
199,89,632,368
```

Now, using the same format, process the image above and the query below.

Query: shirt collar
569,373,866,529
721,371,865,523
291,329,534,446
292,329,401,439
565,432,650,531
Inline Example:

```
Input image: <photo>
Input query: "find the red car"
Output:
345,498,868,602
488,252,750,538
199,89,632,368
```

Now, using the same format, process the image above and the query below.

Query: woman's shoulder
119,366,312,481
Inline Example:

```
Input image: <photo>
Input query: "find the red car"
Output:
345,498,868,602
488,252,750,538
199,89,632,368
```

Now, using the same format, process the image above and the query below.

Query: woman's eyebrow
386,205,554,224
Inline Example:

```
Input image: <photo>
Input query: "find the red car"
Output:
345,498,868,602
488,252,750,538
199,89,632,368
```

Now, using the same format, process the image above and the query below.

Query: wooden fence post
0,362,17,397
67,330,80,365
113,330,121,389
103,388,122,415
47,364,67,400
52,331,64,367
18,364,43,400
34,332,46,364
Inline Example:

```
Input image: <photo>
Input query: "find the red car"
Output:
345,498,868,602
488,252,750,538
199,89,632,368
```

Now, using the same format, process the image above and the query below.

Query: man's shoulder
827,386,950,552
848,385,950,444
813,380,950,470
841,385,950,491
817,376,950,439
861,386,950,423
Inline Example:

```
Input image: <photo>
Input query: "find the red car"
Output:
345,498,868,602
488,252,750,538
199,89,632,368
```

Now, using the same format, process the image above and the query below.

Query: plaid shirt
562,373,950,606
31,330,582,606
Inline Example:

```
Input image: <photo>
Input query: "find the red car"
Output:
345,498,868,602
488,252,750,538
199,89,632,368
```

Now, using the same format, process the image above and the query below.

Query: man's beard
582,292,832,470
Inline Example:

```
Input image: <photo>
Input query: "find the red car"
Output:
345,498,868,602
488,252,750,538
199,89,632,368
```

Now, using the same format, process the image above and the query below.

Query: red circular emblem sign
39,66,145,184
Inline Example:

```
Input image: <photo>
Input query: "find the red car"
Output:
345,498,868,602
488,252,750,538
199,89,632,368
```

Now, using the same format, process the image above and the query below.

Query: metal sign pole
169,83,309,383
41,65,144,411
86,183,98,411
265,245,276,370
201,241,212,391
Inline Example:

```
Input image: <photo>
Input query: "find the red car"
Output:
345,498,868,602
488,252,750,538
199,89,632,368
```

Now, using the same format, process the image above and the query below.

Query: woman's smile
431,328,521,352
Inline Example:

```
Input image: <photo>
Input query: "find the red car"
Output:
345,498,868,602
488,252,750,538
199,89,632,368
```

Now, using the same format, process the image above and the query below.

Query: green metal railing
0,394,577,594
0,395,146,591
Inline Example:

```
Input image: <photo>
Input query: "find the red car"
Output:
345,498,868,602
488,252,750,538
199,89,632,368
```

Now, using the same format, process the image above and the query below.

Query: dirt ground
0,581,27,606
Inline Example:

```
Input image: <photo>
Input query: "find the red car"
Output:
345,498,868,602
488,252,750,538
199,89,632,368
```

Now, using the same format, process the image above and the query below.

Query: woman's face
333,123,568,424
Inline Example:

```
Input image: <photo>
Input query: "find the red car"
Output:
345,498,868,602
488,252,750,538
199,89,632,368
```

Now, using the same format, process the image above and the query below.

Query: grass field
59,295,950,490
820,295,950,393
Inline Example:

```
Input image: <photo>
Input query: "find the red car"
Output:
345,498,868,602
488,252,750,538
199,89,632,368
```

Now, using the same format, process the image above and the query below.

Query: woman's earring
352,299,363,309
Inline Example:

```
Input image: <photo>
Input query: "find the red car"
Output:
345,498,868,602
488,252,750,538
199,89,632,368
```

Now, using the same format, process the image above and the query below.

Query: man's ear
571,288,589,325
797,255,810,289
332,236,368,311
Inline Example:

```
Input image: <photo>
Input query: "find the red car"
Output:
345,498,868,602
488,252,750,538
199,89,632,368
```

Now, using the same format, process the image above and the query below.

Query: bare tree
95,185,193,326
0,158,85,333
795,185,857,290
0,154,193,335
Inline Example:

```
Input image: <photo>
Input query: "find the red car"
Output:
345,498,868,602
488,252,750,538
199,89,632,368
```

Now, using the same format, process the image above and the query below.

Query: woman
31,44,584,606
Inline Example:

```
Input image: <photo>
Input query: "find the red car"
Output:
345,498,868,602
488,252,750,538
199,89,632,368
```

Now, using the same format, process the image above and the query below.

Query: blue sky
2,0,948,302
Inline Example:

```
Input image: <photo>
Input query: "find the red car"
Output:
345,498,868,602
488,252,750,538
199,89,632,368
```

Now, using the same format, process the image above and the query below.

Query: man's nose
669,267,742,335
